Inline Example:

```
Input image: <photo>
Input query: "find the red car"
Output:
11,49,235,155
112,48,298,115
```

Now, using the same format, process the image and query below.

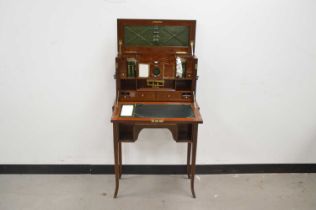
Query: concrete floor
0,174,315,210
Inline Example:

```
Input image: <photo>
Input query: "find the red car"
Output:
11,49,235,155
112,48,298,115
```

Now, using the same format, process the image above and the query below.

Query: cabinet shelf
119,78,192,91
137,88,175,92
121,78,137,80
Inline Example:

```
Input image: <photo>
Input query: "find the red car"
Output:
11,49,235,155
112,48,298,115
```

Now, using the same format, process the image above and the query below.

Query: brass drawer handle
151,119,164,123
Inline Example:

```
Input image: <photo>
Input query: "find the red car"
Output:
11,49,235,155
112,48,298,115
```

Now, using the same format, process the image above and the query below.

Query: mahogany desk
111,19,203,198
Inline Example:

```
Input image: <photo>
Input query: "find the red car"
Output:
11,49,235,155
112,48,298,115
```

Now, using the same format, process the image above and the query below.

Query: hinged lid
117,19,196,55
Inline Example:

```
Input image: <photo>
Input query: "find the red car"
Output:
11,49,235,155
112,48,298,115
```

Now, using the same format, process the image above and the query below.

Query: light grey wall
0,0,315,164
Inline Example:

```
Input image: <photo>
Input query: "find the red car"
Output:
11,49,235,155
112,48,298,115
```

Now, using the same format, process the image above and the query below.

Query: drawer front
136,91,155,101
156,92,181,101
179,92,193,102
185,59,193,79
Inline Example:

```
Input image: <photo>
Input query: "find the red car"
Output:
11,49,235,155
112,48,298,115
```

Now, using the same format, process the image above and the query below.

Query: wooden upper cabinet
115,19,198,103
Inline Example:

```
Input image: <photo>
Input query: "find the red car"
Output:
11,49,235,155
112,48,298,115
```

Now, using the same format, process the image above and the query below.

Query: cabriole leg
113,123,120,198
190,124,198,198
118,141,122,178
187,142,191,178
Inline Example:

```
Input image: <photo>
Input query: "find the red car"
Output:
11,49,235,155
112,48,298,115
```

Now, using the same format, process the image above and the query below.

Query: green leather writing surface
133,104,194,118
124,26,189,47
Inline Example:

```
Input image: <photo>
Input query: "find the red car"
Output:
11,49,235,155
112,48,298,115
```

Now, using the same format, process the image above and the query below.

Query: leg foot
190,175,196,198
113,172,119,198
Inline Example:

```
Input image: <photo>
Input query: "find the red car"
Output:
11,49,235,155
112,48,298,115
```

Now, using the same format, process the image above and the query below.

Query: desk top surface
111,102,202,123
134,104,194,118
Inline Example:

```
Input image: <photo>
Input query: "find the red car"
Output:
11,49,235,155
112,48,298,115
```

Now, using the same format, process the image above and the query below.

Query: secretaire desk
111,19,203,198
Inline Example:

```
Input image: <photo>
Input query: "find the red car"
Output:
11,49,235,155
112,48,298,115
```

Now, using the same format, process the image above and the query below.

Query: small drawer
180,92,193,101
137,91,155,101
117,59,127,78
119,91,136,101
